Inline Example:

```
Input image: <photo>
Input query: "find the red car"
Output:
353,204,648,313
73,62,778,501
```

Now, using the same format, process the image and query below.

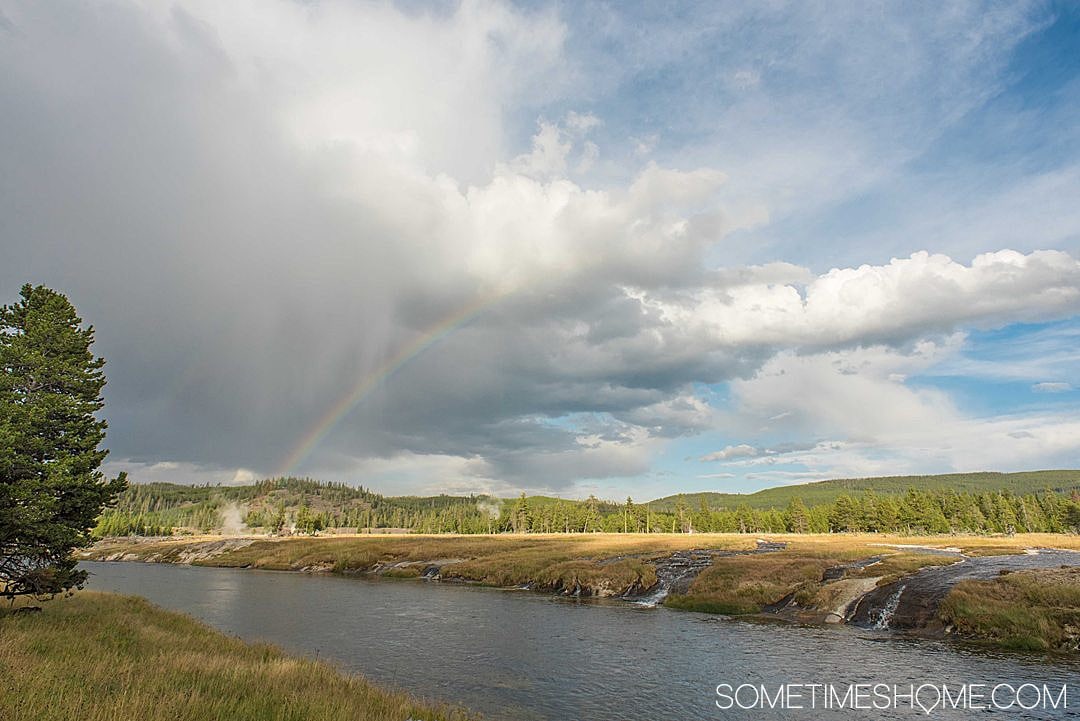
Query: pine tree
786,498,810,534
583,495,600,532
829,494,859,532
512,492,530,533
1,284,127,599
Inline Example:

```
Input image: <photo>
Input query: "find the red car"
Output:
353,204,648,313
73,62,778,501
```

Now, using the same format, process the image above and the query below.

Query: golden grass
79,532,1080,611
81,533,755,596
773,532,1080,553
940,567,1080,652
666,540,975,615
0,591,476,721
664,533,1078,619
849,553,958,584
667,552,840,614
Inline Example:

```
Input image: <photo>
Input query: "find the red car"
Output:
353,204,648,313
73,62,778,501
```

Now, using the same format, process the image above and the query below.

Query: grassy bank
649,535,1080,618
81,533,758,596
940,567,1080,652
80,532,1080,608
0,591,475,721
665,540,958,615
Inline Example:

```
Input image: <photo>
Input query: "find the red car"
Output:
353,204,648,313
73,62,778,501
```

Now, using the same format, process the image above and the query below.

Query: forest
91,475,1080,537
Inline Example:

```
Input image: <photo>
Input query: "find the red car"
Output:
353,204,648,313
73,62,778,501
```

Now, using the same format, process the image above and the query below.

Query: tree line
94,482,1080,537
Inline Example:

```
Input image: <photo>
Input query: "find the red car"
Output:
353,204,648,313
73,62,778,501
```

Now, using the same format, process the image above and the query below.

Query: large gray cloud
2,1,1077,494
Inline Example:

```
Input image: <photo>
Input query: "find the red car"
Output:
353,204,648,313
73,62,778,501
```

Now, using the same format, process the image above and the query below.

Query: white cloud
716,343,1080,482
701,444,758,462
510,119,573,178
103,459,260,486
643,250,1080,350
1032,381,1073,393
564,111,602,134
745,471,831,482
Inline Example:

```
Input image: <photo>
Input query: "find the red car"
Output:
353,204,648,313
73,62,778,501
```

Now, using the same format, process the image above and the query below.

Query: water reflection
82,562,1080,721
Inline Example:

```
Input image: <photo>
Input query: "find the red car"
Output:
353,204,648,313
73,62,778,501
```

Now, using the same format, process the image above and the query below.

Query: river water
81,561,1079,720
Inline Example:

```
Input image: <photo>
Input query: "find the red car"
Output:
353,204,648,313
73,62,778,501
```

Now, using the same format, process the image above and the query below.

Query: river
81,561,1079,720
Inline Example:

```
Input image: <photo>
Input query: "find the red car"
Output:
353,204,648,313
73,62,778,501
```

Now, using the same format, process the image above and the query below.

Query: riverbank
940,566,1080,652
0,591,476,721
79,533,759,595
78,533,1080,651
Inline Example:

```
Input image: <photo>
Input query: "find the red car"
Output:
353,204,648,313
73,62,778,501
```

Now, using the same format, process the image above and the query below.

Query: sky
2,0,1079,500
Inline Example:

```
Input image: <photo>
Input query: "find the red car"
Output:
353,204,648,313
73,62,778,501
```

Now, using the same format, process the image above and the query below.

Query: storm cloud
2,1,1078,495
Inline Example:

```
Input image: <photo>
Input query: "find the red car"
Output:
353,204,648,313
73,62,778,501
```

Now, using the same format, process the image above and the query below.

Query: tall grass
940,568,1080,652
665,550,871,614
0,592,476,721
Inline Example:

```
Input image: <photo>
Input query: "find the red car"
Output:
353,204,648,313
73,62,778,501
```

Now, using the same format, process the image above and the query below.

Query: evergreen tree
829,494,859,532
512,492,530,533
1,284,127,599
583,495,600,532
295,504,322,535
786,498,810,534
675,498,689,533
1065,501,1080,532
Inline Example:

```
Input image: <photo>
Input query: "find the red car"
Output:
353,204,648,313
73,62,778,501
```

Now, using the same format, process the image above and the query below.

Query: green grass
650,470,1080,510
0,591,476,721
939,567,1080,652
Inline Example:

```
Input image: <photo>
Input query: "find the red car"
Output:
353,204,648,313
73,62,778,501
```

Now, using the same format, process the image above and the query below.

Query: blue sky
2,0,1078,498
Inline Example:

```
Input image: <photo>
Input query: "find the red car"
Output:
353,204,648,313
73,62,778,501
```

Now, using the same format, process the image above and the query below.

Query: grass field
940,567,1080,652
0,592,475,721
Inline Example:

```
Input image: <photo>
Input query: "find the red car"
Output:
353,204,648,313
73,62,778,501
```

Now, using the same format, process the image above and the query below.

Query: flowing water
82,561,1079,720
872,585,908,630
851,549,1080,630
627,550,717,607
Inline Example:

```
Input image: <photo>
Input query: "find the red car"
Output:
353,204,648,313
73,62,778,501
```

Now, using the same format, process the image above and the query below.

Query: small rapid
851,548,1080,631
872,584,907,630
627,540,789,607
630,550,714,607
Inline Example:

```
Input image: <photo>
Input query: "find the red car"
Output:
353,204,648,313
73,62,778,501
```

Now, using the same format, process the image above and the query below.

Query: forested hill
648,470,1080,512
93,470,1080,537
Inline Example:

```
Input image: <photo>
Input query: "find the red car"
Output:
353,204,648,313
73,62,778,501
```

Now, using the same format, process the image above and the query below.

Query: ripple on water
81,561,1080,721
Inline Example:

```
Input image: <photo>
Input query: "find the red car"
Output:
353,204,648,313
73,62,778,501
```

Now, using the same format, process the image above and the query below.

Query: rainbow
275,289,507,477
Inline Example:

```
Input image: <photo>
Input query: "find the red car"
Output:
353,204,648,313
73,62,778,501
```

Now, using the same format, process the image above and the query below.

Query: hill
93,478,501,536
648,470,1080,511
